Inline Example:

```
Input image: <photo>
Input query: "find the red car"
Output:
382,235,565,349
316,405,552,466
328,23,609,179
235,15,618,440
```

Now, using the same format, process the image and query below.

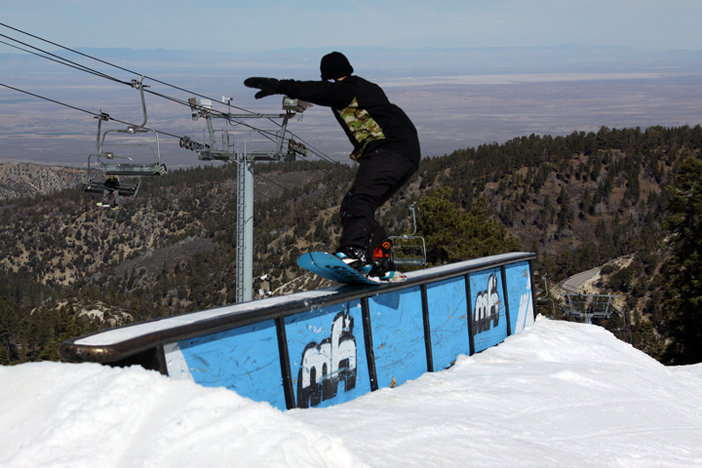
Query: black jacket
277,76,420,165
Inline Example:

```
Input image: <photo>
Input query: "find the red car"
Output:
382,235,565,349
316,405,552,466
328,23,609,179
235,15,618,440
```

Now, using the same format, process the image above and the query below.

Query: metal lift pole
237,150,255,303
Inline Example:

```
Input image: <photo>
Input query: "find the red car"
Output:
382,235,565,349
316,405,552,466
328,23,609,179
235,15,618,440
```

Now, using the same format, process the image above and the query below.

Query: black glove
244,77,280,99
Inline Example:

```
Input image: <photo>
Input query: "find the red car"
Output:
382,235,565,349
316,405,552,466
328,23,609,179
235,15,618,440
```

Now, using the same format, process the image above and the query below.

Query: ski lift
390,202,427,267
83,77,166,198
83,154,141,197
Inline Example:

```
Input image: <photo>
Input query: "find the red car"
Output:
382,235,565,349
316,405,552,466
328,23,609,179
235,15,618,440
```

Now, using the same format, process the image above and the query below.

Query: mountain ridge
0,163,84,200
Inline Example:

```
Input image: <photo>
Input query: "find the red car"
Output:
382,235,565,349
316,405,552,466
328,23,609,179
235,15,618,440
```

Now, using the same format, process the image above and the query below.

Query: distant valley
2,45,702,169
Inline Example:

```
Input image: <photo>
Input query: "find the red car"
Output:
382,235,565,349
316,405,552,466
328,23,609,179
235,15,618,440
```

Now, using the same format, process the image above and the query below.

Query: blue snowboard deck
298,252,382,286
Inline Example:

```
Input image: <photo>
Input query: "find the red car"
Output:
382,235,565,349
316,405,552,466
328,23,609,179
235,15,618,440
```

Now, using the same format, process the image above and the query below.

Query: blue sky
3,0,702,53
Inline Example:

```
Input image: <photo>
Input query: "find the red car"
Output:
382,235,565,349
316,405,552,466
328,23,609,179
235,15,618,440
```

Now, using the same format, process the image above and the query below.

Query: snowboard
297,252,406,286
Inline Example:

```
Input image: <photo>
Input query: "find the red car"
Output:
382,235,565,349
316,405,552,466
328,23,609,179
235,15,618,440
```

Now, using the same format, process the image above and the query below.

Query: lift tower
182,97,309,303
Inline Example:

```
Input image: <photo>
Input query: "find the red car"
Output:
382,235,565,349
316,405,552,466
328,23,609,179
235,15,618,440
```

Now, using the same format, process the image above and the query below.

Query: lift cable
0,81,184,142
0,29,247,127
1,23,275,146
0,22,251,114
0,23,354,179
254,172,336,213
0,23,352,172
0,35,130,86
0,82,111,121
0,22,351,172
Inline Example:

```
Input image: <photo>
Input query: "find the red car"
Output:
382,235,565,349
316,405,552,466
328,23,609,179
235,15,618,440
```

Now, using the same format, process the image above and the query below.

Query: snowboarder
245,52,420,278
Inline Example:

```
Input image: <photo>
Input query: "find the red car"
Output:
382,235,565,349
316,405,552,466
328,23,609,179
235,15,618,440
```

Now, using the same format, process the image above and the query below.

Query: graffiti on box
473,273,501,334
297,310,358,408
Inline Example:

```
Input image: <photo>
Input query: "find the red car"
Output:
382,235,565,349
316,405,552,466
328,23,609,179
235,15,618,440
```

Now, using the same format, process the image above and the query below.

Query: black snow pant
338,148,418,254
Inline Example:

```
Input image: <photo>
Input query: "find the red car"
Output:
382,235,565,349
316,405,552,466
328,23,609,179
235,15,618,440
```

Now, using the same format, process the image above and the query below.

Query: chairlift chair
83,153,141,197
390,202,427,267
96,138,167,177
82,77,167,199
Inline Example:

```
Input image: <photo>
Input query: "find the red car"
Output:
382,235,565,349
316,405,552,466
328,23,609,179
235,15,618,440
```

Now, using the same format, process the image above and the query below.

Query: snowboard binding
336,239,396,281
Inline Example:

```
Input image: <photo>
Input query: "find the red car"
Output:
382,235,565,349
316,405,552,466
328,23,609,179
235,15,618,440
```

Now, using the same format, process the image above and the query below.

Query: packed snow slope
2,316,701,468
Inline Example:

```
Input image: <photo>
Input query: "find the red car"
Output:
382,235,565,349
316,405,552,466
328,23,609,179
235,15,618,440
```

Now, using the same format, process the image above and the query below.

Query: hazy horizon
2,44,702,169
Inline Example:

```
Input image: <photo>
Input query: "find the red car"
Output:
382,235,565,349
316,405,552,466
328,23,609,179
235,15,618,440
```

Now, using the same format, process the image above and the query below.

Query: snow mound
291,317,702,467
0,362,367,468
2,317,701,467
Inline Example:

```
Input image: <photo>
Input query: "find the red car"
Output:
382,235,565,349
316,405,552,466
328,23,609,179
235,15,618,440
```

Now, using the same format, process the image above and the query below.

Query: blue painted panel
469,268,509,353
284,300,370,409
177,320,286,410
426,276,470,370
505,261,535,334
368,286,426,389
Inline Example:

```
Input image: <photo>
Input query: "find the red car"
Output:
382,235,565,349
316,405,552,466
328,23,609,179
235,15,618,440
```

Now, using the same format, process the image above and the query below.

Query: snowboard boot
370,239,396,280
335,246,372,275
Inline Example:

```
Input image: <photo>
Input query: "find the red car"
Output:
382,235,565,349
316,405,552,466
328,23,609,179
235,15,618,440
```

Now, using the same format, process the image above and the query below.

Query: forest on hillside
1,125,701,365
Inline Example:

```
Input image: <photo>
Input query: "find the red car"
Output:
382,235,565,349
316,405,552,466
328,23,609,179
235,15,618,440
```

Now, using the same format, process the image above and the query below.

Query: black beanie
320,52,353,80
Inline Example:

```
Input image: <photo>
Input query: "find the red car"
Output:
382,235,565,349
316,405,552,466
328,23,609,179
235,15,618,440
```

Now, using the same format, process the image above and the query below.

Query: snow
2,316,702,468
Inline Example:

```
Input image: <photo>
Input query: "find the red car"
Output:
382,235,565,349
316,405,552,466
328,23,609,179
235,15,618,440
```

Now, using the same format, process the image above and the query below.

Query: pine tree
661,157,702,364
418,187,522,264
